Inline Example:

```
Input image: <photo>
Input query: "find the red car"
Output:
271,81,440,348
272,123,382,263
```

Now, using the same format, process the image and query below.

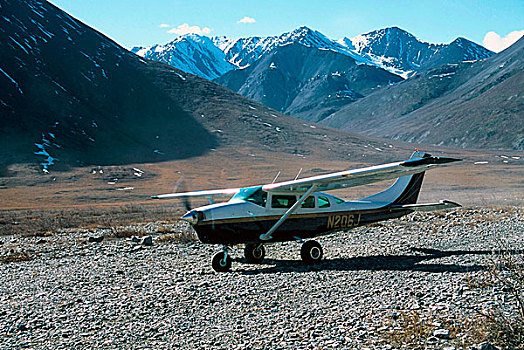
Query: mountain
132,26,367,80
129,26,495,126
215,43,402,122
212,26,367,69
131,34,235,80
340,27,494,77
321,37,524,150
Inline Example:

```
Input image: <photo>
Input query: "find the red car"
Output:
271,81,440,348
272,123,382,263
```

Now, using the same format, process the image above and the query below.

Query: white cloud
167,23,211,36
237,16,256,24
159,24,170,28
483,30,524,53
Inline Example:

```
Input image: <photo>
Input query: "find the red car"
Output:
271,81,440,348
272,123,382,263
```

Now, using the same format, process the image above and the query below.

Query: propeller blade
182,196,191,211
176,176,192,212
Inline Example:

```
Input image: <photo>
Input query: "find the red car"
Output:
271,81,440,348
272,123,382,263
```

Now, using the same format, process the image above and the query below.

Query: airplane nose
181,211,198,225
180,210,204,225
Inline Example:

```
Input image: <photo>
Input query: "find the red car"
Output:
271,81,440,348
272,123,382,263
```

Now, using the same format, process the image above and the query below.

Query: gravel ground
0,207,522,349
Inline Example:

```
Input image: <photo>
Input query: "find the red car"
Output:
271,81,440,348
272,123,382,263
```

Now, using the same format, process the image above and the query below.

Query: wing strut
259,185,317,241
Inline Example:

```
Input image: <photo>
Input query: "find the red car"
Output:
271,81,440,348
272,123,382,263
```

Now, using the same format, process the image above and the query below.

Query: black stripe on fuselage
193,207,412,244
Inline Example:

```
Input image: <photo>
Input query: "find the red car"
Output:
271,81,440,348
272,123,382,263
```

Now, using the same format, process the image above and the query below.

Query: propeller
173,176,192,211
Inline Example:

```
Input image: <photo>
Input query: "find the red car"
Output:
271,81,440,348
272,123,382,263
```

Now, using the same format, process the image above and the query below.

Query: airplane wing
262,153,460,193
152,187,241,200
152,152,460,200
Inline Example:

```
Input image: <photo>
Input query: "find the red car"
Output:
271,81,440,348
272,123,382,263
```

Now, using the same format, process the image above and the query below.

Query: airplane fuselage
185,192,411,244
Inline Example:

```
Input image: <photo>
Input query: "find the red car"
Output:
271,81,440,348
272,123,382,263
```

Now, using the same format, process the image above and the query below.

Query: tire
244,243,266,264
212,252,231,272
301,240,323,264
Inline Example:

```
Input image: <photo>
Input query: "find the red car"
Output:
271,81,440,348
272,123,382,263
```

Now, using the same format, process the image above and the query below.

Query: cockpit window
318,196,330,208
271,195,297,209
246,189,267,207
231,186,267,207
301,196,315,208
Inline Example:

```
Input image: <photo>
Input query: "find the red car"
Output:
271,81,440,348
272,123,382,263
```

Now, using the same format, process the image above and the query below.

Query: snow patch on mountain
34,133,58,173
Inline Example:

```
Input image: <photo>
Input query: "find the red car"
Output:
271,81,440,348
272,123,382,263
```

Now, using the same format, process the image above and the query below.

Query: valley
0,1,523,348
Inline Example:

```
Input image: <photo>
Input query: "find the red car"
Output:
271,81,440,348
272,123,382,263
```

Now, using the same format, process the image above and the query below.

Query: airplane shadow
234,248,524,275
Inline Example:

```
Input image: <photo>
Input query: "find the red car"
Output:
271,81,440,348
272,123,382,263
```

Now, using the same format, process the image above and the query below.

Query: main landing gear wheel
212,251,231,272
244,243,266,264
301,240,323,264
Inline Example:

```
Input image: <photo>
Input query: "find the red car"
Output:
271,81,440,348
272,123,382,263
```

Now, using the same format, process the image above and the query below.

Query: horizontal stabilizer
401,156,461,167
390,199,462,212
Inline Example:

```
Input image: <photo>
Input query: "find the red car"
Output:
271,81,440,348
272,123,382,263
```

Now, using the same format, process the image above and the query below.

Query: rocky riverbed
1,207,522,349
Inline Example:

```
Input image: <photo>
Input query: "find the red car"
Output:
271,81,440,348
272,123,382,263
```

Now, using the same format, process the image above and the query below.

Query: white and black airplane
152,150,461,272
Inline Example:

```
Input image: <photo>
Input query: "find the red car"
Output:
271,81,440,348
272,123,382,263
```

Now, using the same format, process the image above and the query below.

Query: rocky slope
321,37,524,150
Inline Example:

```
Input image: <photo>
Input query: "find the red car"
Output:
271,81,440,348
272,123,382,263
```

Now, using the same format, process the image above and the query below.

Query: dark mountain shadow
0,0,217,173
234,248,523,274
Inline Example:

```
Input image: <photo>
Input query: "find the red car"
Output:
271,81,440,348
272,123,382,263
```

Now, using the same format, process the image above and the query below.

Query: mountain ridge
134,25,493,80
320,36,524,150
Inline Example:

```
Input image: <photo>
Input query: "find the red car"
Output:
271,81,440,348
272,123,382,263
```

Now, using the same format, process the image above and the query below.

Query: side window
318,196,330,208
271,195,297,209
301,196,315,208
333,197,345,204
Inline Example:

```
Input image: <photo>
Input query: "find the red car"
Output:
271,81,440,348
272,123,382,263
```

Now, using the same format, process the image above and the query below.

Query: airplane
152,150,461,272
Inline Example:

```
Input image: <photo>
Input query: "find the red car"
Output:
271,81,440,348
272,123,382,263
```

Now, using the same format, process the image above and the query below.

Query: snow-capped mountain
132,26,369,81
211,26,366,69
133,26,493,82
132,34,235,80
340,27,494,77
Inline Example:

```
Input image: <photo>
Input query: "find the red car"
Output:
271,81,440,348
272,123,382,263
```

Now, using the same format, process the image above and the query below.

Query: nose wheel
212,248,231,272
301,240,323,264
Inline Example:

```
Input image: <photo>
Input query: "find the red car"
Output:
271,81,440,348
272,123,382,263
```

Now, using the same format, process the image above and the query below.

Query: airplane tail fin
360,150,428,205
391,172,425,205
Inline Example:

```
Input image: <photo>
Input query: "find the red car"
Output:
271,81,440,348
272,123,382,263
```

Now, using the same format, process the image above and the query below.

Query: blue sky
49,0,523,51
